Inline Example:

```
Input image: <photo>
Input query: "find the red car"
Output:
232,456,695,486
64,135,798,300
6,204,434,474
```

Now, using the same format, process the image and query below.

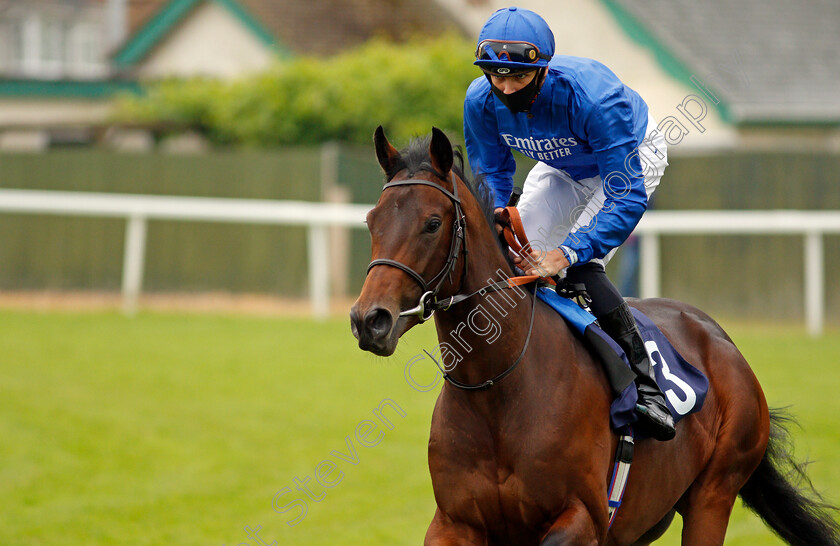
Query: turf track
0,310,837,545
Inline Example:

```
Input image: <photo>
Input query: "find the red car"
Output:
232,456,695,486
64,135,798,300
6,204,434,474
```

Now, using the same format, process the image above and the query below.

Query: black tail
739,409,840,545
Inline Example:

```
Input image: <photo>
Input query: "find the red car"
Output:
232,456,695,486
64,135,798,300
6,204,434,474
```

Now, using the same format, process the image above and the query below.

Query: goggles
475,40,551,65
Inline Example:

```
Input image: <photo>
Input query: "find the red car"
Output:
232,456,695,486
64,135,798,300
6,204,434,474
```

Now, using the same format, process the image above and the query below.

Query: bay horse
350,126,840,545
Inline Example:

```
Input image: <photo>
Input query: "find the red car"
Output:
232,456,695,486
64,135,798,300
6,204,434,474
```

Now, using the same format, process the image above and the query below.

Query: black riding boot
599,302,676,441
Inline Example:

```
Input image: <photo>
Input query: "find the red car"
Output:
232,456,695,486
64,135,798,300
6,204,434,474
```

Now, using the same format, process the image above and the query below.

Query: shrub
112,33,480,147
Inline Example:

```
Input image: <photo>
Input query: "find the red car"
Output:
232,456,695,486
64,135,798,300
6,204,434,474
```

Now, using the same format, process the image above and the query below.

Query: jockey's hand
514,248,570,277
493,207,506,235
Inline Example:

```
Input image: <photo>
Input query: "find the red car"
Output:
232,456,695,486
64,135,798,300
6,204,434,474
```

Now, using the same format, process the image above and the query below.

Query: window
69,21,106,78
0,21,8,73
0,6,107,79
42,17,69,77
3,16,26,74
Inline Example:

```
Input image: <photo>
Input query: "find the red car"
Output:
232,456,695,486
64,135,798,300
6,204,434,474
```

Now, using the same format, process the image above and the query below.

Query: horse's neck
455,190,520,300
432,290,532,385
431,197,537,389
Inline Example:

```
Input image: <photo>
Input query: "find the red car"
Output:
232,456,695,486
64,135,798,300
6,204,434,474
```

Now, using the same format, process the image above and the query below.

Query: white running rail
636,210,840,337
0,189,837,335
0,189,370,319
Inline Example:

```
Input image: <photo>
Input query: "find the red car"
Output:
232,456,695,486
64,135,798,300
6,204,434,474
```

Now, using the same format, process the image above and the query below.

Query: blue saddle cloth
536,287,709,433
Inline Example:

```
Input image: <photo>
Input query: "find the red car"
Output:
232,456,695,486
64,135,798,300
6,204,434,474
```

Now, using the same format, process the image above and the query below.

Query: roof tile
612,0,840,122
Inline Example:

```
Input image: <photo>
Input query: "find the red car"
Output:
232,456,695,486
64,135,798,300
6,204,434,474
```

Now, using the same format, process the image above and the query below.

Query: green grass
0,310,838,545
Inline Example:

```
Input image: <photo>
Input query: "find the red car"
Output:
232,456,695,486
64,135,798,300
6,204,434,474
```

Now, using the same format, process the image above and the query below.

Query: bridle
364,171,539,391
366,173,468,322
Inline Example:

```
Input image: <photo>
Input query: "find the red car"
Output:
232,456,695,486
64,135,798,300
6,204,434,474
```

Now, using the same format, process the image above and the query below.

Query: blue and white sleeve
563,92,648,264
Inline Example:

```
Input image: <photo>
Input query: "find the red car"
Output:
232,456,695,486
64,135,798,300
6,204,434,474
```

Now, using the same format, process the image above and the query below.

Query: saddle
496,200,709,526
496,204,708,432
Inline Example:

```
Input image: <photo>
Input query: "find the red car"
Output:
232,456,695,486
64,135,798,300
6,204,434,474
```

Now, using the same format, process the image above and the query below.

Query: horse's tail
739,408,840,545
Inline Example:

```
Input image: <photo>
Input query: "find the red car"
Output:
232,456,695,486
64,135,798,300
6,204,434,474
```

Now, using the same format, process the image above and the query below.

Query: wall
0,98,111,128
135,1,274,79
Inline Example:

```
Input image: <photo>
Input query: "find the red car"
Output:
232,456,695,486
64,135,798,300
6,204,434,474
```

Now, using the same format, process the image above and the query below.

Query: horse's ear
374,125,401,175
429,127,454,176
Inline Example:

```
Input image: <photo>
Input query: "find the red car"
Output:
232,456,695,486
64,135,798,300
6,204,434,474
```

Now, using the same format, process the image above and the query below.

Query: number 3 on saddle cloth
538,287,709,435
497,203,708,436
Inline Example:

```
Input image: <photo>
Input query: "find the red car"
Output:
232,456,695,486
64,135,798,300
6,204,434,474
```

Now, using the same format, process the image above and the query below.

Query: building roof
114,0,279,67
604,0,840,124
118,0,464,65
0,79,140,98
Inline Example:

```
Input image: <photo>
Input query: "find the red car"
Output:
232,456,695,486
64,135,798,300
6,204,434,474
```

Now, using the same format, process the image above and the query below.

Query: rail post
804,231,824,338
122,214,148,316
639,231,661,300
308,224,330,320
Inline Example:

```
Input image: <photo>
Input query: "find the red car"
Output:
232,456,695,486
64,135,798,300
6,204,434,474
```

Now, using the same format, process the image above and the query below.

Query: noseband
366,174,468,322
365,172,541,391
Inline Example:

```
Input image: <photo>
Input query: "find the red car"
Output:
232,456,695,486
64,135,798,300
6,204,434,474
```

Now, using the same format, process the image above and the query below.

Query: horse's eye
425,218,442,233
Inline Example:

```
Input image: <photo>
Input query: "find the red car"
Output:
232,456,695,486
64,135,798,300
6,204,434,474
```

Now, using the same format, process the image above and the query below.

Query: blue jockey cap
474,7,555,75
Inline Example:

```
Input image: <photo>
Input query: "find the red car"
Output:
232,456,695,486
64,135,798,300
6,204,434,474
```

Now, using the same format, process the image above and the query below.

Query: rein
497,205,557,287
425,286,539,390
364,173,545,391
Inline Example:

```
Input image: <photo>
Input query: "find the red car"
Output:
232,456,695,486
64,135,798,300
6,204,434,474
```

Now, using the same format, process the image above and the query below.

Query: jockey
464,7,675,441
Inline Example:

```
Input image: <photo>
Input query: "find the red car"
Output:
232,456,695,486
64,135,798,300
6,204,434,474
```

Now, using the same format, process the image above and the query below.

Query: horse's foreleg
424,508,486,545
540,499,603,546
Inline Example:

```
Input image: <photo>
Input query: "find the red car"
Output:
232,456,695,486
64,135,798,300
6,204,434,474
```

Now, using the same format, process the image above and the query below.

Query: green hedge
113,34,479,147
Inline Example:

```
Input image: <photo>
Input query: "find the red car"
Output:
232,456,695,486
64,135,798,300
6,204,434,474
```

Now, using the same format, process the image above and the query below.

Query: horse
349,126,840,545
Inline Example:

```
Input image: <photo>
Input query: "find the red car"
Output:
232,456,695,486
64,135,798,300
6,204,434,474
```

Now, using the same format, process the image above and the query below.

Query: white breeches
517,113,668,266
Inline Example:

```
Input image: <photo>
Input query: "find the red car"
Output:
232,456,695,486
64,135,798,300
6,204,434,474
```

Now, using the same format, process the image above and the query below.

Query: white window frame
0,5,108,80
68,20,107,79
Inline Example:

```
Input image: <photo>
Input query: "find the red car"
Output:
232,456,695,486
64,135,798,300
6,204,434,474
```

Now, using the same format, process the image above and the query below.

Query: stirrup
634,401,675,441
555,278,593,312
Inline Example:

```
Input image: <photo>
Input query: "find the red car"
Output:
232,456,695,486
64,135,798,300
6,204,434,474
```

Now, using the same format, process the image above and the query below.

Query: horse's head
350,126,469,356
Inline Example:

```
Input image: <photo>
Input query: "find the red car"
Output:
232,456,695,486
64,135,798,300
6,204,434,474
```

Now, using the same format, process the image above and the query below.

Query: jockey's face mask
475,39,549,113
485,67,546,114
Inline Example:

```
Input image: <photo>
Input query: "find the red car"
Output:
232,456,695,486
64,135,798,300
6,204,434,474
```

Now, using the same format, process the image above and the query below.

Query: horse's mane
384,134,498,234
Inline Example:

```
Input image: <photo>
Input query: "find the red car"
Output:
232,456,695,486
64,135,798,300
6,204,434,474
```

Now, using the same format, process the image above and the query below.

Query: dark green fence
0,149,320,296
0,147,838,321
649,152,840,322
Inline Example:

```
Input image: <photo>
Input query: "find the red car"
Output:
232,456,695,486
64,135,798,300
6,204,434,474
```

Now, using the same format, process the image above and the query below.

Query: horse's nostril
349,307,364,340
365,307,393,338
